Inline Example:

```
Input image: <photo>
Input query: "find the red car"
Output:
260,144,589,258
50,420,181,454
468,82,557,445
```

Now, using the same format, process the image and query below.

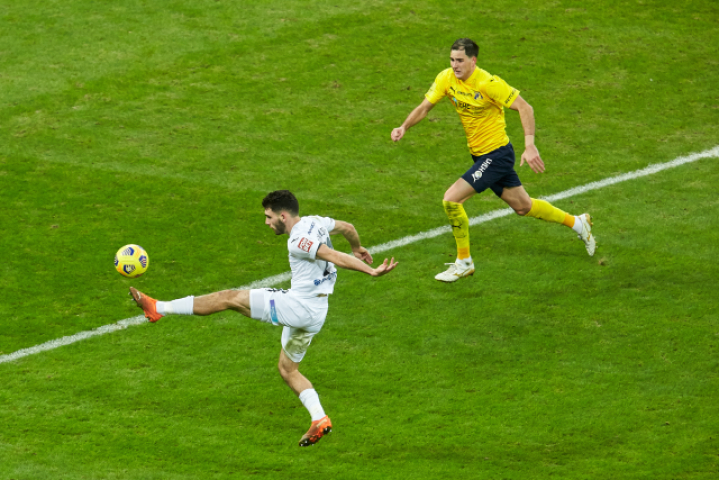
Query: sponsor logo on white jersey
298,237,314,253
314,271,337,286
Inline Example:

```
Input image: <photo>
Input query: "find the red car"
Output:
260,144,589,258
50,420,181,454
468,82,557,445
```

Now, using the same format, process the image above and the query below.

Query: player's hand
391,126,406,142
371,257,398,277
353,247,373,264
520,145,545,173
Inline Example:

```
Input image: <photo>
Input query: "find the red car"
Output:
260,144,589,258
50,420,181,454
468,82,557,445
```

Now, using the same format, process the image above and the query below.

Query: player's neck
459,66,477,82
284,215,302,235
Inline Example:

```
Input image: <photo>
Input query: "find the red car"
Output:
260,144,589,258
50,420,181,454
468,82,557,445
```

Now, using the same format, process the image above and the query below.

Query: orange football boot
298,415,332,447
129,287,164,322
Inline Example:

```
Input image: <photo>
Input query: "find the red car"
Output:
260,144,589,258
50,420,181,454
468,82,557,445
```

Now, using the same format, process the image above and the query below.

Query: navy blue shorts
461,142,522,198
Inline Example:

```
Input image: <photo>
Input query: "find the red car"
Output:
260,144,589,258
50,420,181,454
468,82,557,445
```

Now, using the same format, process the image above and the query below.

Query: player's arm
509,95,545,174
391,98,436,142
330,220,373,263
316,244,398,277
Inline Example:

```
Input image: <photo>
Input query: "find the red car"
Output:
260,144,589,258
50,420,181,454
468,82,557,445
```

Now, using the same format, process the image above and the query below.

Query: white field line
0,316,148,364
365,145,719,253
2,146,717,365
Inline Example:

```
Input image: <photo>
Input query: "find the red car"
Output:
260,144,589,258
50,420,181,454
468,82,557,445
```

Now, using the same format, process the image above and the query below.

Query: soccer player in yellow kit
391,38,596,282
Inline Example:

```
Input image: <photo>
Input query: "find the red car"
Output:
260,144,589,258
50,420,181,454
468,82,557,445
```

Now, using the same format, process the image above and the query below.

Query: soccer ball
114,244,149,278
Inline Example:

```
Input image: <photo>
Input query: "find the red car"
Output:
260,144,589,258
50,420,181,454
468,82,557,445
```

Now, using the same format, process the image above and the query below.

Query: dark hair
451,38,479,59
262,190,299,216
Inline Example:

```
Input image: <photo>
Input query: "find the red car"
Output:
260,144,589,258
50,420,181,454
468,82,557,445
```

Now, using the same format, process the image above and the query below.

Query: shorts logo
471,158,493,183
298,237,314,253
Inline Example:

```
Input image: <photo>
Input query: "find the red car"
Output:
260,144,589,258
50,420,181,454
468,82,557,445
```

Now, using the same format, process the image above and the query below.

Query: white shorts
249,288,328,363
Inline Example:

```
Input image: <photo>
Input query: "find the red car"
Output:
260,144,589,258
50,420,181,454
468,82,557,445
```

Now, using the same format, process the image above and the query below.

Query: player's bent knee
278,352,300,380
507,198,532,216
515,206,531,216
443,190,468,203
277,362,294,383
223,289,251,315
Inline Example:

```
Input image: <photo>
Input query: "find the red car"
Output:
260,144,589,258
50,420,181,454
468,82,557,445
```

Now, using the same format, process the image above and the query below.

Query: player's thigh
281,325,321,363
443,177,477,203
226,289,251,314
194,289,251,317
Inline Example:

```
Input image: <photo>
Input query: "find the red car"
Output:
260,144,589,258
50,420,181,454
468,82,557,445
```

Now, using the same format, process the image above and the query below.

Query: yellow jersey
425,67,520,156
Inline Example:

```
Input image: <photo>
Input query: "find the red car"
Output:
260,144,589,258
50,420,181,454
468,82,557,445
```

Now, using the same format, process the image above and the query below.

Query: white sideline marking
367,145,719,253
1,146,717,365
0,316,147,364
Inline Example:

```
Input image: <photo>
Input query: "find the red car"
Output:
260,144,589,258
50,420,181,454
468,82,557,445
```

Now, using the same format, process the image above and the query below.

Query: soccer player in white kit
129,190,398,446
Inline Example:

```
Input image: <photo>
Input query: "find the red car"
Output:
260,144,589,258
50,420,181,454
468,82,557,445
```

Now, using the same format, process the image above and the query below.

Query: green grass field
1,0,718,478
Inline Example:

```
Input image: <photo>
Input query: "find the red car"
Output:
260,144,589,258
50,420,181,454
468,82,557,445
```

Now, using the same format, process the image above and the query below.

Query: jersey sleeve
425,70,450,104
289,234,321,260
319,216,336,234
482,75,520,107
288,217,336,261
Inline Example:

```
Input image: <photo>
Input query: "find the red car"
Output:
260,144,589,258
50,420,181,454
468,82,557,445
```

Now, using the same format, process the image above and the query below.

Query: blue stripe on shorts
269,299,279,325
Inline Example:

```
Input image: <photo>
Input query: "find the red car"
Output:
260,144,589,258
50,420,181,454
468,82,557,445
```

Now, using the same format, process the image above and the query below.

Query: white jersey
287,216,337,298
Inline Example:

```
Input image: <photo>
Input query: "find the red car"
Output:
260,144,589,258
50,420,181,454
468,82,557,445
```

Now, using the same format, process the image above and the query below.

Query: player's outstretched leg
129,287,164,322
299,415,333,447
504,188,597,257
525,200,597,256
129,288,248,321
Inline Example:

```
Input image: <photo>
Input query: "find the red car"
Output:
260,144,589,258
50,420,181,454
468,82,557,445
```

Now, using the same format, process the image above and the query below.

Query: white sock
457,256,473,267
156,296,195,316
571,216,584,234
298,388,326,422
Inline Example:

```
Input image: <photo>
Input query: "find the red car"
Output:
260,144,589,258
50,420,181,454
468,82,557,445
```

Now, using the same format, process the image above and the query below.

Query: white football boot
577,213,596,256
435,261,475,282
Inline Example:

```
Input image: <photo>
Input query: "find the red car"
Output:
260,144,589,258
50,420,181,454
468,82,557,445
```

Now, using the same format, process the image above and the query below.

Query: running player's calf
524,199,596,256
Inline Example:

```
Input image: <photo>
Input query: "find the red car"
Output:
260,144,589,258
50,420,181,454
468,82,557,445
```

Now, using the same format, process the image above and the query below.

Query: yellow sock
562,213,576,228
443,201,471,260
525,198,568,225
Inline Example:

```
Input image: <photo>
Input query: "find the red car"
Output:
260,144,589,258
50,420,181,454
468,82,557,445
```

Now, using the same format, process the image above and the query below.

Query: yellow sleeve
482,75,520,107
425,70,450,104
